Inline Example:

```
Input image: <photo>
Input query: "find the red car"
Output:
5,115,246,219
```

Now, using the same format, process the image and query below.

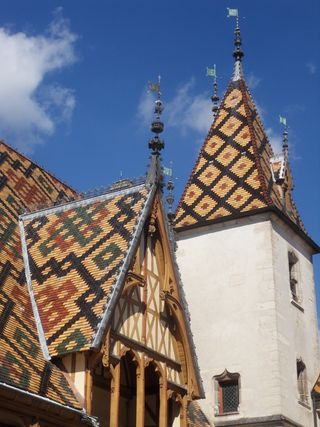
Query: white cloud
266,128,282,154
254,101,266,120
247,73,261,90
137,79,212,136
166,80,212,134
0,8,77,152
137,90,154,125
307,62,317,74
284,104,306,114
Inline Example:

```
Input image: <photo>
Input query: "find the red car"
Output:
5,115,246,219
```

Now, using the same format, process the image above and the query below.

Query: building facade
174,23,320,427
0,135,209,424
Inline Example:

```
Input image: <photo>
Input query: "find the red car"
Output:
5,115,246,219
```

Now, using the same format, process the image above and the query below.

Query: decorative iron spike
148,75,165,155
233,24,244,62
166,162,175,221
282,127,289,158
211,76,220,116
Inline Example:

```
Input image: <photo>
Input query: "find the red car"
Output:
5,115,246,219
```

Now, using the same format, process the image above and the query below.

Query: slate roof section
21,183,150,357
174,77,304,233
187,401,211,427
0,141,81,409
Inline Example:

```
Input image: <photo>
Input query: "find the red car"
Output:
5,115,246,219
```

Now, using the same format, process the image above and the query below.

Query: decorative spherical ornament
151,120,164,134
154,99,163,115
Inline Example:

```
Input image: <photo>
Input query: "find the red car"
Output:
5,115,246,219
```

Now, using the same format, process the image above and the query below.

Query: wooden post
136,355,145,427
110,362,121,427
85,356,92,415
180,395,188,427
159,374,168,427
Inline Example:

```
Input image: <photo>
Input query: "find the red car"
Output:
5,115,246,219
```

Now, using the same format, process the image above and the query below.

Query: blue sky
1,0,320,314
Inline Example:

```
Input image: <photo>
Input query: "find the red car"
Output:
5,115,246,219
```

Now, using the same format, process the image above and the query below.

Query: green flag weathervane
206,64,219,116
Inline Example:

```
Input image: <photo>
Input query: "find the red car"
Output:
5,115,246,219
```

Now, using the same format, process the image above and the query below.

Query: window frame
214,370,240,416
288,250,303,309
297,358,309,407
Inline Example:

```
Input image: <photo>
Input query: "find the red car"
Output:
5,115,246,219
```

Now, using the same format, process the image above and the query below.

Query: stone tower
174,21,319,427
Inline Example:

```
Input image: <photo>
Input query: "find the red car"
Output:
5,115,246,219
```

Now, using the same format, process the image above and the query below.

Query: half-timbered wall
111,232,184,387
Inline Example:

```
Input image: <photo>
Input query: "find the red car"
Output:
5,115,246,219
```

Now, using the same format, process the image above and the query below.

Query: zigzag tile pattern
23,186,149,356
175,79,304,231
0,141,80,408
187,401,211,427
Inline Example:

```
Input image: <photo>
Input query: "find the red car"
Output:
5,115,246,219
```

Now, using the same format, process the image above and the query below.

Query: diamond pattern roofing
21,184,150,357
0,141,81,409
174,77,304,232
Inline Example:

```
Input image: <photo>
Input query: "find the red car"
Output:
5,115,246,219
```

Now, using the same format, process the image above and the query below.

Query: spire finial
148,76,164,155
164,162,175,223
207,65,220,116
227,8,244,81
280,115,289,161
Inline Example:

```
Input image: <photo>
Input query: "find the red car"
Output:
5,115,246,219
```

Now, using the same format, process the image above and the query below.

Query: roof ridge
0,139,77,194
174,83,231,216
20,179,148,220
239,79,273,206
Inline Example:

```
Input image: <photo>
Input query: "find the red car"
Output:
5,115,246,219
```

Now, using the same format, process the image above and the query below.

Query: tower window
288,251,300,303
297,359,308,404
214,370,240,415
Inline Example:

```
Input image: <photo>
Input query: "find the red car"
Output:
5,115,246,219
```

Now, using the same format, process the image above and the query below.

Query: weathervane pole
148,76,165,156
227,8,244,81
206,65,220,116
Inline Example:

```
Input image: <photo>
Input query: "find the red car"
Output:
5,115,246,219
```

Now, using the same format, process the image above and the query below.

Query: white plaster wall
271,216,319,425
176,214,318,426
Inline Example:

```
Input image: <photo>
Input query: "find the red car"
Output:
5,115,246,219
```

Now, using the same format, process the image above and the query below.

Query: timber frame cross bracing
83,193,202,426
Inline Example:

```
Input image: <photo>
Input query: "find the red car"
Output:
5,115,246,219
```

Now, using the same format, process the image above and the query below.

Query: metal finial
206,65,220,116
212,66,219,116
165,162,175,223
282,126,289,163
148,75,165,155
233,23,244,62
227,8,243,61
227,9,244,81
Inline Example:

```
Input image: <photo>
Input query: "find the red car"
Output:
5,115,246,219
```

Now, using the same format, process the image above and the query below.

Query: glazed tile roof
0,141,81,408
187,401,211,427
175,75,304,232
313,374,320,395
21,183,150,357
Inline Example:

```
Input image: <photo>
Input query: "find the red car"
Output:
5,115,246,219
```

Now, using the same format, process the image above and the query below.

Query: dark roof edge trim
175,206,320,253
91,183,157,349
0,382,98,426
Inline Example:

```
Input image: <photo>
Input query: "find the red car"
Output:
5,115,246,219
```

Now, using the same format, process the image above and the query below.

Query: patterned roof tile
175,78,304,232
187,401,211,427
21,185,150,357
0,141,81,409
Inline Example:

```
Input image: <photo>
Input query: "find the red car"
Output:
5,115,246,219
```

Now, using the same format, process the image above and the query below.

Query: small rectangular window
214,370,240,415
220,380,239,413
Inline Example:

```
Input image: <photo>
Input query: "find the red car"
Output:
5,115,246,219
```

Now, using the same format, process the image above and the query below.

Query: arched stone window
288,250,301,304
297,358,309,405
214,370,240,415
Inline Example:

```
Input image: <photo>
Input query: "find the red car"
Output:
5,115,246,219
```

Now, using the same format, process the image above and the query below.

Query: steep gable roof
20,180,152,357
175,62,304,235
187,401,211,426
0,141,81,409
